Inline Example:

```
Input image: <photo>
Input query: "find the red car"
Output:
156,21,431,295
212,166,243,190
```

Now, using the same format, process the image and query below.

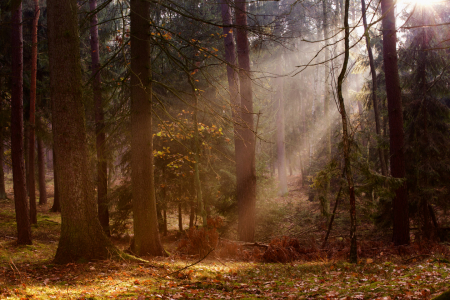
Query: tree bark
361,0,387,176
0,88,7,200
130,0,165,256
37,131,47,205
11,3,32,245
220,0,252,230
24,124,29,195
235,0,257,242
178,202,183,232
50,145,61,212
337,0,357,263
0,133,5,200
48,0,116,263
89,0,110,236
28,0,40,225
381,0,410,245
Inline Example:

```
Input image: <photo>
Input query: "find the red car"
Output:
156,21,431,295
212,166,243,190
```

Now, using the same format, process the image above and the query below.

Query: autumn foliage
177,217,223,256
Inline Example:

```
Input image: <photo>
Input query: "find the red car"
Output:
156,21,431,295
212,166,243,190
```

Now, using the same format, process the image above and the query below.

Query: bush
177,216,223,257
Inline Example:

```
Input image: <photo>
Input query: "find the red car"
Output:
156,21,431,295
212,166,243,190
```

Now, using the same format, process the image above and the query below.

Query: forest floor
0,175,450,299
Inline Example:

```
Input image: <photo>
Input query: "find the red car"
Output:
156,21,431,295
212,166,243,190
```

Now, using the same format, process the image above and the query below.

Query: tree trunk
163,206,167,236
37,132,47,205
322,0,331,220
418,10,435,240
235,0,257,242
275,60,288,195
50,145,61,212
48,0,116,263
337,0,357,263
220,0,256,232
0,90,7,200
189,77,207,227
300,88,308,187
89,0,110,236
130,0,165,256
28,0,40,225
24,124,29,195
11,3,32,245
381,0,410,245
178,202,183,232
189,197,195,228
361,0,387,176
0,134,6,200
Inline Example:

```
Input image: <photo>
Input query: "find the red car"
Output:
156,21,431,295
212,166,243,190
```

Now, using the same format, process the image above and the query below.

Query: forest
1,0,450,298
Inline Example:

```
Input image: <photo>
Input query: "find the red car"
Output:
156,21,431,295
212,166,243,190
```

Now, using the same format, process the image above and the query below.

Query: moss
433,291,450,300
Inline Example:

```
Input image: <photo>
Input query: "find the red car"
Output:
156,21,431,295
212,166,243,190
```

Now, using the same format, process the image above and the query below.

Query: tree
37,118,47,205
28,0,40,224
381,0,410,245
47,0,117,263
361,0,387,176
89,0,110,236
321,0,331,219
0,83,7,200
275,59,288,195
49,145,60,212
235,0,257,242
399,3,450,241
337,0,357,263
220,0,249,228
130,0,165,256
11,2,32,245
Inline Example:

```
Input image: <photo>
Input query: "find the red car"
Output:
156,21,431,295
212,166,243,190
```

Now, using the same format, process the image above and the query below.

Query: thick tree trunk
337,0,357,263
275,60,288,195
220,0,249,215
28,0,40,225
381,0,410,245
37,133,47,205
130,0,165,256
221,0,258,230
48,0,116,263
235,0,257,242
89,0,110,236
50,145,61,212
361,0,387,176
11,3,32,245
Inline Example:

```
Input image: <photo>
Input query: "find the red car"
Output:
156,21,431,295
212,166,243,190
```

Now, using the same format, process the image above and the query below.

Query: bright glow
400,0,443,6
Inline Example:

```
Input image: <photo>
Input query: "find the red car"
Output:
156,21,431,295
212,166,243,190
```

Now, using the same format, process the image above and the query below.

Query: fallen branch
159,247,215,279
242,242,269,249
